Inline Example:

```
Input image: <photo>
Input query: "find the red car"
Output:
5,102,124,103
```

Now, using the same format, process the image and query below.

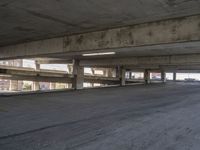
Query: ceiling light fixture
82,52,116,56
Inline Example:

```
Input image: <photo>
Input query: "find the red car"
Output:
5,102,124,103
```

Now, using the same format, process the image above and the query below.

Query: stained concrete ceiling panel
0,0,200,46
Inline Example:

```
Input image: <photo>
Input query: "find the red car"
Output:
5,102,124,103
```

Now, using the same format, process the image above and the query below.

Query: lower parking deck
0,83,200,150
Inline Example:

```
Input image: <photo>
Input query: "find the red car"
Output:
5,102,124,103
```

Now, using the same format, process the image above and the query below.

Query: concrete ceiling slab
0,0,200,46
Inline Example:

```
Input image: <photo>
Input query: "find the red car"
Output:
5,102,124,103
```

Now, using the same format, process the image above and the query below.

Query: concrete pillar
33,61,40,91
72,59,84,90
120,66,126,86
173,72,176,81
116,66,120,78
129,71,132,79
91,68,95,76
161,70,166,83
144,69,150,84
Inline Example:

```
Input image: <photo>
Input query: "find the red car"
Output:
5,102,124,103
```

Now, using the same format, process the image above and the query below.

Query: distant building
0,59,71,91
0,60,23,91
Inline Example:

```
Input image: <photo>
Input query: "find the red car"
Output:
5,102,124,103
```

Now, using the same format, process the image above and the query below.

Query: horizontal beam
0,74,122,85
84,76,120,84
0,75,73,83
0,74,144,85
0,68,72,78
0,67,124,84
35,59,73,64
80,54,200,70
0,15,200,60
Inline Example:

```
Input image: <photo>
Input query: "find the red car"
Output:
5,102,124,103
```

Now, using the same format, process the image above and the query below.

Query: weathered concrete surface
72,60,84,89
0,0,200,47
0,65,122,84
35,58,72,64
80,54,200,67
1,83,200,150
0,15,200,60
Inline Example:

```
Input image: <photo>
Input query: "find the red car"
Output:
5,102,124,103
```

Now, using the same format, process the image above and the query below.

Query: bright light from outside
131,72,144,79
23,59,35,69
82,52,116,56
40,64,68,71
166,73,173,80
176,73,200,81
150,73,161,80
84,67,92,74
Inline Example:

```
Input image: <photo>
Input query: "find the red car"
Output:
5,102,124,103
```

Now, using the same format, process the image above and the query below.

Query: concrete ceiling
0,0,200,47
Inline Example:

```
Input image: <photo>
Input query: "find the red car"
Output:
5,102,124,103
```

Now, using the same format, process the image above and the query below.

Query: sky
23,59,68,71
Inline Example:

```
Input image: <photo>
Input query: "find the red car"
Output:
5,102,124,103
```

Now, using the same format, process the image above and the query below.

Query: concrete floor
0,82,200,150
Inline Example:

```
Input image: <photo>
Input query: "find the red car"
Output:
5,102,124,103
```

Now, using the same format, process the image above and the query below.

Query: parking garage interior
0,0,200,149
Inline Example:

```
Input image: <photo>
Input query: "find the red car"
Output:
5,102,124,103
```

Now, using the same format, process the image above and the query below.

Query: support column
161,70,166,83
129,71,132,79
120,66,126,86
144,69,150,84
33,61,40,91
116,66,120,78
91,68,95,76
173,72,176,82
72,59,84,90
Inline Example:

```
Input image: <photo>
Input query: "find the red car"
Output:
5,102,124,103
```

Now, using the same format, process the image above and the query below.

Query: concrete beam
0,66,73,78
35,59,73,64
0,75,73,83
0,15,200,60
84,76,120,85
0,74,122,85
0,74,142,86
80,54,200,69
0,66,134,85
